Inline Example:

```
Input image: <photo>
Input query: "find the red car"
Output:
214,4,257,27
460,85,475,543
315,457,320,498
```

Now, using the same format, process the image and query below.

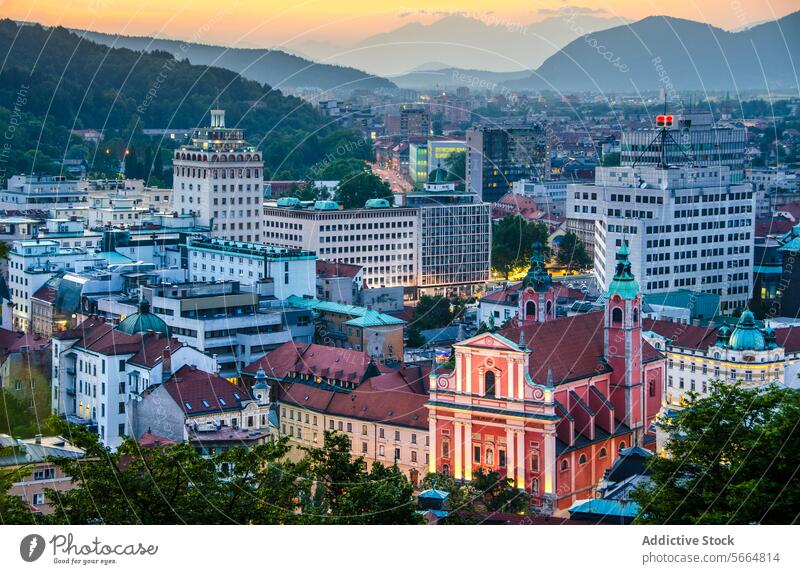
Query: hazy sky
4,0,797,46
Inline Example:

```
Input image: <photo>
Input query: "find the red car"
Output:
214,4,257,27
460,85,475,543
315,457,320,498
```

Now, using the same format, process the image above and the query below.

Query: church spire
606,241,639,300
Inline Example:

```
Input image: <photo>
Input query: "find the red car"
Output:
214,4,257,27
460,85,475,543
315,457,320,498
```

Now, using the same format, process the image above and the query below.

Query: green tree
555,232,592,271
411,295,454,331
421,469,530,523
299,432,422,524
0,456,38,525
334,168,393,209
632,382,800,524
491,215,550,279
444,150,466,189
406,326,426,348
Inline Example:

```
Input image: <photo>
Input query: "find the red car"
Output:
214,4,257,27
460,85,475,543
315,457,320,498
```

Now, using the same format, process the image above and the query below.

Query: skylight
202,400,210,408
184,402,192,410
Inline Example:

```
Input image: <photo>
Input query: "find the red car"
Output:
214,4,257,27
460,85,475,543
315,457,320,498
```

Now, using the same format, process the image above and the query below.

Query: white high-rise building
567,164,755,313
170,110,263,242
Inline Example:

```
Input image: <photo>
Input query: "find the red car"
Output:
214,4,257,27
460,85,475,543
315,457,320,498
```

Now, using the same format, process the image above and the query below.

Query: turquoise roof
285,296,405,326
95,251,135,265
568,498,640,518
313,200,339,211
606,242,639,300
116,299,170,337
364,198,390,209
728,311,766,351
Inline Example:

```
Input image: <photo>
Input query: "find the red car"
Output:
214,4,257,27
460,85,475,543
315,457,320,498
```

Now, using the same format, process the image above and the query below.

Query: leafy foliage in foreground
633,382,800,525
0,422,421,525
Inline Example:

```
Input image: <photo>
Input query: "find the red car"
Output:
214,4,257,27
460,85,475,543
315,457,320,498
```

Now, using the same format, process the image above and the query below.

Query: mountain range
71,28,395,93
284,13,628,76
505,12,800,93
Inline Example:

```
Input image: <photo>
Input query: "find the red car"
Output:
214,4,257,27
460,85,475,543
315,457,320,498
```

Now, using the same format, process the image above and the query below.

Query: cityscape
0,1,799,548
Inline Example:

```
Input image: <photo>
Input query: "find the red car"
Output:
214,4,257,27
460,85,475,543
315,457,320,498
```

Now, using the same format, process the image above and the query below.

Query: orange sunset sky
2,0,797,46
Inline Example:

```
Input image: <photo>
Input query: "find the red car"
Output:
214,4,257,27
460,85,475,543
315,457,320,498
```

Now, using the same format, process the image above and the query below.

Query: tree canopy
491,215,550,279
333,166,393,209
0,421,421,525
632,382,800,524
555,231,592,271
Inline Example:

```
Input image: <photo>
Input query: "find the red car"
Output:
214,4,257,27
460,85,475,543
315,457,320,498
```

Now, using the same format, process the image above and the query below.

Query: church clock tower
604,242,644,436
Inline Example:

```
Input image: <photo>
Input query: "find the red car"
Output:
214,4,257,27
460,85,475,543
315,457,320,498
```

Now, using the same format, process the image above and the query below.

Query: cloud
538,6,609,17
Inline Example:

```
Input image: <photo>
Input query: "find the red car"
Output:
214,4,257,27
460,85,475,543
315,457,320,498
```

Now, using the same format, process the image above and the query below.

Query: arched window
579,454,587,465
530,477,539,495
526,300,536,319
486,449,494,466
546,300,553,318
442,439,450,459
560,460,569,472
598,447,607,458
485,371,496,397
618,441,626,451
633,308,639,324
612,307,623,325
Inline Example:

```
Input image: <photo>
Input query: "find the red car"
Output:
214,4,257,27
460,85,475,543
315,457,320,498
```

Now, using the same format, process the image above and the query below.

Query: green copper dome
116,299,170,337
728,311,765,351
606,242,639,300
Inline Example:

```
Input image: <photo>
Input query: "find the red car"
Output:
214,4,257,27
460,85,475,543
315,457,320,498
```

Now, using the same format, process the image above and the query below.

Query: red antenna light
656,115,665,127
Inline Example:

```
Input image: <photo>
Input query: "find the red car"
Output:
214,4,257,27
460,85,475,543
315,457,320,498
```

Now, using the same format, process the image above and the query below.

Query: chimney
34,434,42,444
161,346,172,384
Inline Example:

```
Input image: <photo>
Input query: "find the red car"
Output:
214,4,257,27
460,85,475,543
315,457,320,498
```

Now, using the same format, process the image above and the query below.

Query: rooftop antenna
631,95,693,169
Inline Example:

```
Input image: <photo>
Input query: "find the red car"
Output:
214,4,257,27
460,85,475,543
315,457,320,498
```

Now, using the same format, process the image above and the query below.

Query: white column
506,427,516,485
516,430,525,489
455,351,463,392
517,358,524,399
428,415,437,474
464,421,473,481
544,432,556,495
465,354,472,394
454,421,463,480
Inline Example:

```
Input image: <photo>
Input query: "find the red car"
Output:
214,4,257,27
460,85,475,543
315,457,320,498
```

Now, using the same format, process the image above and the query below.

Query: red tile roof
249,342,429,429
775,202,800,221
0,329,51,353
243,341,388,384
31,284,58,304
316,260,362,279
127,335,184,368
775,327,800,353
755,217,795,237
163,365,251,415
137,431,177,448
499,312,662,384
643,319,719,351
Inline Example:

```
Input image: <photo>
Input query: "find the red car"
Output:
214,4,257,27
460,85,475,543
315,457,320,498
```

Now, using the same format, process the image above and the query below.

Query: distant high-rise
466,125,550,202
170,109,264,242
567,164,755,313
621,111,746,183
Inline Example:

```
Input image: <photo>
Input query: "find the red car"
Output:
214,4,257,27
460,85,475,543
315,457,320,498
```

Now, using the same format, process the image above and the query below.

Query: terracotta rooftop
643,319,719,351
316,260,363,279
163,365,252,415
0,329,50,353
31,284,58,304
499,312,661,384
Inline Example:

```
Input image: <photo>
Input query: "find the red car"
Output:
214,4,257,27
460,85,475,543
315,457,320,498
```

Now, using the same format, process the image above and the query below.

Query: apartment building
0,175,87,211
244,342,430,485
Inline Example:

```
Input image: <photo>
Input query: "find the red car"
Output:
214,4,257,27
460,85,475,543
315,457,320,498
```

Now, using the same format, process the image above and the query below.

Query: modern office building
567,165,755,313
262,199,420,291
621,112,746,183
408,140,467,186
143,281,314,379
170,109,264,242
186,235,316,300
466,125,550,202
403,168,492,296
